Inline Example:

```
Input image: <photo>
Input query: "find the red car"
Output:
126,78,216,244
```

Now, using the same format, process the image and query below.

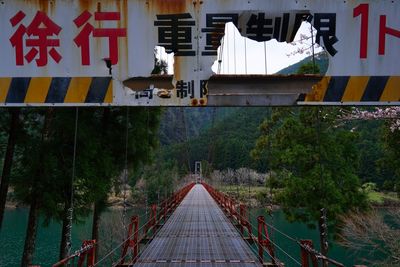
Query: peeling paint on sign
0,0,399,106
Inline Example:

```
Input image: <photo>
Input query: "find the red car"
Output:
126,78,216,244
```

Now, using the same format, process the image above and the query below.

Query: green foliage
253,107,368,230
159,108,270,172
10,107,162,222
297,62,320,74
380,122,400,198
158,107,236,146
201,160,213,178
140,160,179,204
362,182,377,193
382,180,395,191
0,109,11,170
266,173,284,191
151,49,168,75
278,52,328,75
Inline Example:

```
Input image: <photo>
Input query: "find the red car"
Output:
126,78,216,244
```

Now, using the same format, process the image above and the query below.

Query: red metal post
163,201,167,222
151,204,157,229
257,216,276,265
77,240,96,267
239,204,245,235
257,216,264,263
231,199,237,218
132,216,139,262
300,240,318,267
120,216,139,265
86,241,95,267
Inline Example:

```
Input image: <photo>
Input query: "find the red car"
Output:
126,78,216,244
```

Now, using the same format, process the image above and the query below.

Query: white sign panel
0,0,399,106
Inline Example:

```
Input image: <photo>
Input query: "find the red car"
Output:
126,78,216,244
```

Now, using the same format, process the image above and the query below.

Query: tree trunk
21,197,39,267
59,204,70,261
91,201,101,261
318,208,329,267
90,108,111,262
0,108,20,229
20,108,54,267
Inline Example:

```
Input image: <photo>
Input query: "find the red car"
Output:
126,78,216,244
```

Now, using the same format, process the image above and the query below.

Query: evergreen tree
12,108,57,267
381,122,400,198
0,108,20,229
252,107,368,256
83,107,161,261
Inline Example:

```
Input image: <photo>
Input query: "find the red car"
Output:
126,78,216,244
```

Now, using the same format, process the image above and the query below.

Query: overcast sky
159,21,323,75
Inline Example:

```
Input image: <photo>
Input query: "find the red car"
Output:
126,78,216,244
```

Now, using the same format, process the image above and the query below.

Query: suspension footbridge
132,184,260,266
52,182,359,267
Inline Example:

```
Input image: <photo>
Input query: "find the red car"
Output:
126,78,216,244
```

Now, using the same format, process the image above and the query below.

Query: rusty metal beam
207,75,322,106
123,75,175,91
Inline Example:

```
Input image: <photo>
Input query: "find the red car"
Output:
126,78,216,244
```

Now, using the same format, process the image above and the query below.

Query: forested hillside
157,106,397,191
277,51,329,75
158,107,270,172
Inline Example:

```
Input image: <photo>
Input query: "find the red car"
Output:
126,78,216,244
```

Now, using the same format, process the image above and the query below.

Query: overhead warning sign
0,0,399,106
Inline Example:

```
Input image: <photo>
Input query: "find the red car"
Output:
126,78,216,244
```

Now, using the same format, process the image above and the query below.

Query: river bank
217,185,400,208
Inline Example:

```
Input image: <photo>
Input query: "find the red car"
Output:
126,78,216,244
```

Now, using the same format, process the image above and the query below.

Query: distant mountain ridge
277,52,329,75
157,52,330,170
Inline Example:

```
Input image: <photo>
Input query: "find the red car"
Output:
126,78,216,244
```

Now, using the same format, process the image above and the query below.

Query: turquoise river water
0,208,376,266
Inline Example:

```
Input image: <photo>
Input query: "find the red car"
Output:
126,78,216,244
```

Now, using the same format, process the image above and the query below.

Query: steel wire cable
93,187,192,265
227,25,230,74
95,222,148,266
121,107,130,235
233,28,237,74
99,185,304,267
95,209,161,267
218,202,284,265
264,41,268,74
65,107,79,259
247,210,298,242
240,228,286,266
131,200,182,266
214,195,301,266
131,185,262,266
244,38,248,74
124,188,194,265
205,187,286,266
217,35,225,74
243,210,307,266
91,210,149,256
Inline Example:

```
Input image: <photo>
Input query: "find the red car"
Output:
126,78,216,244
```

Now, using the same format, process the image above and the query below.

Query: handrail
201,182,354,267
52,182,195,267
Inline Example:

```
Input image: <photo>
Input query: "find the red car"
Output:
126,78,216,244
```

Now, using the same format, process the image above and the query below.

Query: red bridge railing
202,182,278,266
202,182,362,267
117,182,195,266
51,182,195,267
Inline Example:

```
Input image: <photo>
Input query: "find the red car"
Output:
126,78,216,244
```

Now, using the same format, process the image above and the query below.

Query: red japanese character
379,15,400,55
9,11,62,67
74,11,127,66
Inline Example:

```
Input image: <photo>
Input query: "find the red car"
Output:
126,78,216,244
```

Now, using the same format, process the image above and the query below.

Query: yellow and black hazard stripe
0,77,113,104
304,76,400,103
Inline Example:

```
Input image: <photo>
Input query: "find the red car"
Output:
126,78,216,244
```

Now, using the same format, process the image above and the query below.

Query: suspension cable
94,222,148,266
121,107,130,234
66,107,79,259
226,24,230,74
264,41,268,74
181,108,192,175
233,27,237,74
311,23,316,74
244,37,248,74
217,35,225,74
235,209,301,266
